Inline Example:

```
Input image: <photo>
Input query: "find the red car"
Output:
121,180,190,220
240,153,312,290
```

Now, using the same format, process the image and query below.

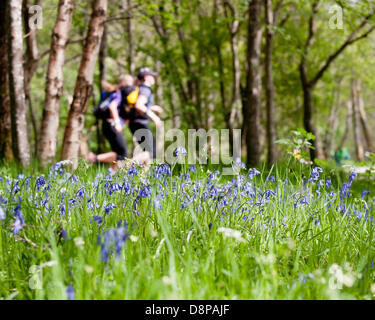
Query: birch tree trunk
356,80,374,153
244,0,262,166
351,79,364,161
8,0,30,166
0,0,13,161
38,0,74,166
61,0,107,167
23,0,42,155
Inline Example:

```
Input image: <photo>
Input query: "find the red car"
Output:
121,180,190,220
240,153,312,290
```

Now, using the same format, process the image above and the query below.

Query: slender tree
356,80,374,153
351,79,364,161
38,0,74,166
23,0,42,155
0,1,13,161
338,100,352,150
244,0,263,166
323,82,341,159
8,0,30,166
99,23,107,93
126,0,135,75
264,0,277,166
223,0,242,130
61,0,108,167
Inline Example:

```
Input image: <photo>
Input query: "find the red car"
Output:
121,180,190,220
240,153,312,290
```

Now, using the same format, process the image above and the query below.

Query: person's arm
150,105,163,115
108,93,122,132
135,95,162,126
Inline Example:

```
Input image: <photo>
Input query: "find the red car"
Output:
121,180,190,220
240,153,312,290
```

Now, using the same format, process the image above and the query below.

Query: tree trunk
244,0,262,167
213,0,229,129
351,79,364,161
8,0,30,166
126,0,135,75
338,100,352,150
61,0,107,167
356,80,374,153
0,1,13,161
99,23,107,93
23,0,42,156
299,62,324,161
264,0,276,166
323,88,340,159
97,20,107,154
38,0,74,167
223,0,242,131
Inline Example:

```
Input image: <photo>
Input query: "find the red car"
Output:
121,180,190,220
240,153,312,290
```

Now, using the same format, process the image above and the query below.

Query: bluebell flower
340,183,351,200
122,181,131,196
361,190,370,199
104,203,116,215
0,195,7,204
70,175,78,185
92,216,103,226
308,167,322,183
98,225,129,262
127,165,138,177
188,165,197,173
66,284,75,300
36,176,46,188
117,219,128,230
174,146,187,157
76,187,85,199
233,157,246,170
139,185,151,198
264,190,276,200
248,168,261,179
109,182,122,196
59,204,66,217
13,215,24,235
325,179,332,189
208,170,220,181
0,206,5,220
60,229,68,241
153,198,162,210
349,171,357,184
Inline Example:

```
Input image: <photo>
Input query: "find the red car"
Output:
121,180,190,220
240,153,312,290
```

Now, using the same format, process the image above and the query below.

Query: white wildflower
217,227,245,242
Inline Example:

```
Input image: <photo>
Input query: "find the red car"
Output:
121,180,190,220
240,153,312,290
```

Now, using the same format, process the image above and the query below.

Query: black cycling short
129,120,156,159
102,120,128,160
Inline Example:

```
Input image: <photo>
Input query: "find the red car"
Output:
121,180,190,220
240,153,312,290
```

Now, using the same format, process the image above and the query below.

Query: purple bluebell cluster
98,220,129,262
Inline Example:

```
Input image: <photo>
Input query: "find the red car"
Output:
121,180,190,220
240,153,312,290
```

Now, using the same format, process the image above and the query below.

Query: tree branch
311,16,375,85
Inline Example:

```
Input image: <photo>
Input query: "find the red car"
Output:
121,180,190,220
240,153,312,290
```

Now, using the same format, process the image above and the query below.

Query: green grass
0,159,374,300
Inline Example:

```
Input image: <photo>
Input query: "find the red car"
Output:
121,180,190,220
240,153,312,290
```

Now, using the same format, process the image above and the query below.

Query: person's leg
88,151,114,163
88,121,128,165
129,121,156,158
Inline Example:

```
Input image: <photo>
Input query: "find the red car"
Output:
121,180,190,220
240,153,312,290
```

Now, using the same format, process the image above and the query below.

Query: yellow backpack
127,86,139,105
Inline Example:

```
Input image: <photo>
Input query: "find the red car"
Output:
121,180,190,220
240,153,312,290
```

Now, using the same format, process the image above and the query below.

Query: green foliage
0,162,375,299
276,128,315,164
